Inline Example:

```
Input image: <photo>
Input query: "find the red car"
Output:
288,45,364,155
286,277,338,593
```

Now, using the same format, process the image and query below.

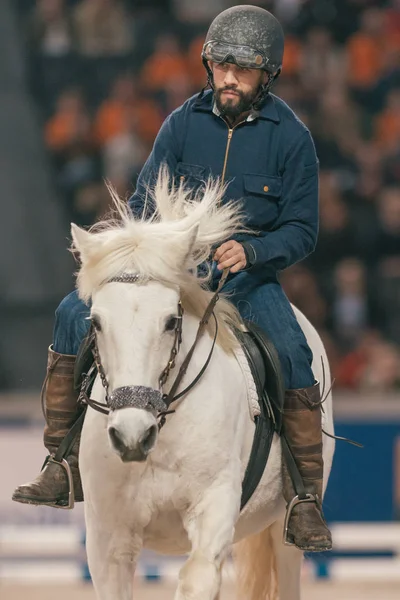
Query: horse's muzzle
108,423,158,462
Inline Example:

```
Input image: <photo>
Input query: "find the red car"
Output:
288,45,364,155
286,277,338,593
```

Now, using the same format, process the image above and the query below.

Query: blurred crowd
16,0,400,391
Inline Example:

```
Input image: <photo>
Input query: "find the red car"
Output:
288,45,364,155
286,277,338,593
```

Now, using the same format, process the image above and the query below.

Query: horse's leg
214,559,225,600
270,518,303,600
85,512,142,600
174,486,238,600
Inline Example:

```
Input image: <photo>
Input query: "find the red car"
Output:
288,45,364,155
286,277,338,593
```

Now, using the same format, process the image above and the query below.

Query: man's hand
213,240,247,273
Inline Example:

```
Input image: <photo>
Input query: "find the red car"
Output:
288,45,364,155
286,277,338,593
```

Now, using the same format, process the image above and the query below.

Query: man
13,5,332,552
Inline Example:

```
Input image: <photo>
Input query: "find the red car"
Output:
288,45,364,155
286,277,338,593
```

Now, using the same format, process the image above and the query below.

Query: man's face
211,61,267,120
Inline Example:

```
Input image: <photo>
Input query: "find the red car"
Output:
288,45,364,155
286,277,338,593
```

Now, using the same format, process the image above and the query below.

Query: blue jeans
214,272,314,389
53,291,91,356
53,278,314,390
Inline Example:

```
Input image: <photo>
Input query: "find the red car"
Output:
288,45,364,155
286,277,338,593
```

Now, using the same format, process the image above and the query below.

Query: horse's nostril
139,425,158,454
109,426,126,453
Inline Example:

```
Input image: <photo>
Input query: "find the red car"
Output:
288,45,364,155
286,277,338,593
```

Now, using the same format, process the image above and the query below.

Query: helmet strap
252,68,281,110
196,58,215,102
204,58,215,90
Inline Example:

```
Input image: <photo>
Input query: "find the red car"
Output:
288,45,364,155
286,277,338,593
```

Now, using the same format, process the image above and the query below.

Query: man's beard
215,85,260,120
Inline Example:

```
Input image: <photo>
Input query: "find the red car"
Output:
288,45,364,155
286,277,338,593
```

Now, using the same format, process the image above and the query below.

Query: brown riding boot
12,347,83,508
282,383,332,552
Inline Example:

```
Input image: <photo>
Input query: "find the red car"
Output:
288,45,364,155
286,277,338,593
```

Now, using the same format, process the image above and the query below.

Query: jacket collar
192,90,280,123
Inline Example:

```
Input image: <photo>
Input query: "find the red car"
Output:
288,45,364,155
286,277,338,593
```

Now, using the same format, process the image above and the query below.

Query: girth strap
240,414,274,510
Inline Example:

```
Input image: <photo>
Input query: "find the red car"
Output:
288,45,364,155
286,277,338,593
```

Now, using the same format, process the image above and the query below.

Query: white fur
72,172,335,600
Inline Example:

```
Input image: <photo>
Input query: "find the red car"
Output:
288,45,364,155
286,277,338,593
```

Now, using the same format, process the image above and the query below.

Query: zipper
221,128,233,183
221,119,246,184
180,120,245,187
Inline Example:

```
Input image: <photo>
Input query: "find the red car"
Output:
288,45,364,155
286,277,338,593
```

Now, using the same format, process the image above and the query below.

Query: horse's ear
70,223,93,260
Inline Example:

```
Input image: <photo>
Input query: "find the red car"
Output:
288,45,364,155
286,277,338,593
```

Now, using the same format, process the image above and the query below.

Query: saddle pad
233,345,260,421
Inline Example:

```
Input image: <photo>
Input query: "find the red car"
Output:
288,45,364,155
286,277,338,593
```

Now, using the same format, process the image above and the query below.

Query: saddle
73,319,285,511
236,320,284,509
239,320,284,434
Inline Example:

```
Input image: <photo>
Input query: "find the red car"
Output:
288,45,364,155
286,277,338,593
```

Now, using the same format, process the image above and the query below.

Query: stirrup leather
282,492,319,546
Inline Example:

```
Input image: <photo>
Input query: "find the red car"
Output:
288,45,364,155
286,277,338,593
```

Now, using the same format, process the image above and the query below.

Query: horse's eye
91,316,102,332
165,316,178,332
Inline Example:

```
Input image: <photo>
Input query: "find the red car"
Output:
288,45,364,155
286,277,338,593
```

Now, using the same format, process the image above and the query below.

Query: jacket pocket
244,174,282,197
243,174,282,227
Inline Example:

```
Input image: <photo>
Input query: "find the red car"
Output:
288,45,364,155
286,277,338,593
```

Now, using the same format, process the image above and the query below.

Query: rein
79,268,230,430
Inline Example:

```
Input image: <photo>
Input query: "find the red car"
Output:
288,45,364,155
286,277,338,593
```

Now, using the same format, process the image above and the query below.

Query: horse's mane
72,167,249,353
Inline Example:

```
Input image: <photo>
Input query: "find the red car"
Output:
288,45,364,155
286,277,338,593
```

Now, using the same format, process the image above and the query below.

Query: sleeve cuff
241,241,257,269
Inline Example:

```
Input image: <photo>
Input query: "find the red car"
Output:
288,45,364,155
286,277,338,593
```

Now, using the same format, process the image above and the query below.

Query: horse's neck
162,311,248,430
149,312,249,478
164,312,221,396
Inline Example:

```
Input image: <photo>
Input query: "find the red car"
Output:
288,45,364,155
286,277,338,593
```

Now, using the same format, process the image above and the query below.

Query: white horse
71,173,335,600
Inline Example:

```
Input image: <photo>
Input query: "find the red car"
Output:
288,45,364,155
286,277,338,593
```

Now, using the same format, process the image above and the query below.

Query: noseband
79,269,229,430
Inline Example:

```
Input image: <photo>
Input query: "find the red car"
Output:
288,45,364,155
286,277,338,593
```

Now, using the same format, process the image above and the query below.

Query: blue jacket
129,90,319,282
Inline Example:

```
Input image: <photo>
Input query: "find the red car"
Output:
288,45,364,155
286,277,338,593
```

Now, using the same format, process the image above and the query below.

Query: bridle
79,269,230,430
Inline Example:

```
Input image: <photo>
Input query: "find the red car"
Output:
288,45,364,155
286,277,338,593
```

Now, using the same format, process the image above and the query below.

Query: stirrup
46,456,75,509
282,493,318,546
